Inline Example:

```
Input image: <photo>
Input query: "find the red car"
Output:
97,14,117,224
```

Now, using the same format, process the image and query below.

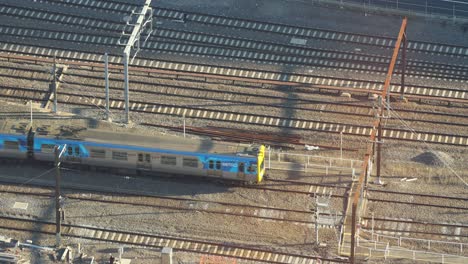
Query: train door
65,145,82,163
238,162,245,180
207,159,216,176
207,159,223,177
137,153,152,170
215,160,222,177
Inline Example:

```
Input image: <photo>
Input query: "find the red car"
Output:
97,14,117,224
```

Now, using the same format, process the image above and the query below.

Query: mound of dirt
411,151,453,167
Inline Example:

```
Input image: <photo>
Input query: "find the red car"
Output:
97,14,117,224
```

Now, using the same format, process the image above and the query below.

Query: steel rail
147,28,468,75
1,2,466,77
0,2,123,32
1,87,467,146
35,0,468,57
0,48,466,105
362,217,468,229
367,198,468,210
0,216,347,264
2,62,467,122
265,178,350,191
56,71,468,128
0,24,466,81
0,157,338,198
139,123,359,151
361,227,468,239
0,186,315,225
368,188,468,201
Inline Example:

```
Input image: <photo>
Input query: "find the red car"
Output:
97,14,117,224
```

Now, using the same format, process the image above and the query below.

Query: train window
145,154,151,163
75,147,80,155
183,157,198,168
67,146,73,155
208,160,214,169
112,151,128,161
90,149,105,159
41,144,55,153
216,161,221,170
161,156,176,166
138,153,143,162
3,141,18,150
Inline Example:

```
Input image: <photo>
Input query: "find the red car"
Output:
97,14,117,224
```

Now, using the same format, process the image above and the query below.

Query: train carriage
2,128,266,183
0,133,28,160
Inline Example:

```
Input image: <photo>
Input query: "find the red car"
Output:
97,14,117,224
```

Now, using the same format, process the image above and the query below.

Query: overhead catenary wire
59,79,119,121
382,100,467,187
18,167,56,187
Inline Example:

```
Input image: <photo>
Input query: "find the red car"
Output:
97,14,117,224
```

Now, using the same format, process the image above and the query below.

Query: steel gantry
348,17,408,264
118,0,153,124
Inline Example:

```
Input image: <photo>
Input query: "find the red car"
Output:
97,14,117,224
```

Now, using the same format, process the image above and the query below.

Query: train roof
82,129,258,156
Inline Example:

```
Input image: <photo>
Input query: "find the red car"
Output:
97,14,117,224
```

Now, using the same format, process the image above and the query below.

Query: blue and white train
0,129,266,183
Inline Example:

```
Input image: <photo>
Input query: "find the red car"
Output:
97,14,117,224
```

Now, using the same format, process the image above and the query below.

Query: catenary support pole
350,203,357,264
54,146,62,247
123,52,129,124
315,208,319,245
340,131,343,160
400,31,407,98
183,114,186,138
105,53,110,121
53,56,57,113
30,100,33,127
376,122,382,184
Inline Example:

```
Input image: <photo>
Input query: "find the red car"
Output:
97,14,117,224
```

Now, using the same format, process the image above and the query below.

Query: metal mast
54,144,67,247
118,0,153,124
52,56,57,113
104,53,110,121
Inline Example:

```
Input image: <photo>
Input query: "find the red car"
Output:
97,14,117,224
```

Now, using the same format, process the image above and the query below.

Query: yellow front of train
257,145,266,183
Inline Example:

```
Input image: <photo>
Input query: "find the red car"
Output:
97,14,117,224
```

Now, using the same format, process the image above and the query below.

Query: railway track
367,198,467,211
0,159,348,200
3,63,465,134
3,160,465,212
3,62,468,127
361,217,468,242
367,188,468,210
0,215,347,264
1,45,467,107
58,68,468,127
2,60,467,135
0,2,466,92
1,86,467,146
368,188,468,202
264,178,349,197
0,185,317,226
0,24,466,81
28,0,468,57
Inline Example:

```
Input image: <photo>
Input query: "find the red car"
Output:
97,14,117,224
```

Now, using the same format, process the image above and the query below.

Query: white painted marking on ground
290,38,307,45
13,202,28,210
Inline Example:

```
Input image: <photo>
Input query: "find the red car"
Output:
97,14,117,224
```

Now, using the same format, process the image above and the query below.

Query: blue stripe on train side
0,134,28,152
33,137,258,174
